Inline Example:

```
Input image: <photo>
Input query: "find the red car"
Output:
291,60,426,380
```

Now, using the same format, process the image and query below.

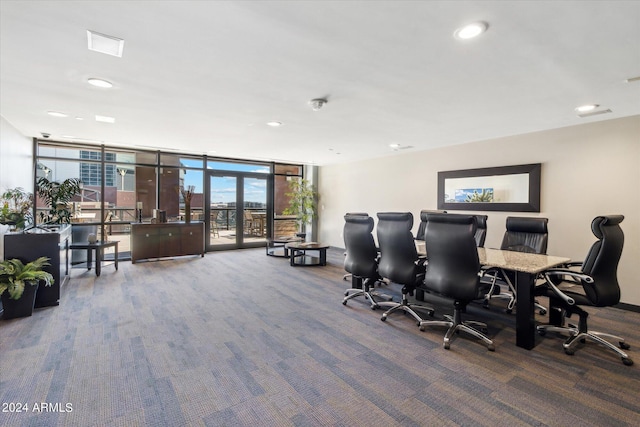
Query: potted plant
0,257,53,319
36,177,82,224
283,178,317,240
0,187,33,231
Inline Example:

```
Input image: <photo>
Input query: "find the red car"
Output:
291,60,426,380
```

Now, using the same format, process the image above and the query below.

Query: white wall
318,115,640,306
0,116,34,259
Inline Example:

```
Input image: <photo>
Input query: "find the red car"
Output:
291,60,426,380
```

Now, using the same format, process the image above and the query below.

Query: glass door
208,173,268,250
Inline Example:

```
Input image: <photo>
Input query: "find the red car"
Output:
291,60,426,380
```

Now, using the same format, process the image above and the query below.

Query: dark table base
69,241,119,277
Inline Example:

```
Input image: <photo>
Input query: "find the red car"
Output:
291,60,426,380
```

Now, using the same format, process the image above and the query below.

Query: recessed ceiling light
87,30,124,57
88,78,113,88
95,115,115,123
266,121,282,127
75,117,84,120
47,111,68,117
454,21,488,40
575,104,599,113
389,143,400,149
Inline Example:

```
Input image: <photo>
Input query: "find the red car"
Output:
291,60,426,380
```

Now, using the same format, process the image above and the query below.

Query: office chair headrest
345,212,369,218
474,215,488,228
419,210,446,221
377,212,413,227
344,214,374,231
427,213,476,226
591,215,624,238
506,216,548,233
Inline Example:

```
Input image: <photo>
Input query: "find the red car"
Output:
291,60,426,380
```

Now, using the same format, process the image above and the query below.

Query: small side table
266,236,302,257
69,241,118,276
285,242,329,266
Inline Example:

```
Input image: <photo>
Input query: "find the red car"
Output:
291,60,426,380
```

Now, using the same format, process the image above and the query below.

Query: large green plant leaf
0,256,53,300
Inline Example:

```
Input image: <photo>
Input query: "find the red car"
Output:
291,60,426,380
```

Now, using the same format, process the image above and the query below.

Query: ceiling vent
577,109,612,118
87,30,124,57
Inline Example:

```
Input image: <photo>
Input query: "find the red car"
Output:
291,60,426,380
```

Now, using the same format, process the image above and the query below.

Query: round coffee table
266,236,302,257
285,242,329,266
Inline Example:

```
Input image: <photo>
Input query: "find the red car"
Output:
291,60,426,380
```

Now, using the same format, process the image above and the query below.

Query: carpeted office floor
1,247,639,427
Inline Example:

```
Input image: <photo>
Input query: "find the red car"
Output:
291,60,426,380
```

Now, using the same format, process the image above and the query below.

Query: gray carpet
1,247,639,426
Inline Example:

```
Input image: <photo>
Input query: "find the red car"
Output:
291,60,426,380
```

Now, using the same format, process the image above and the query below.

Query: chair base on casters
342,278,392,310
420,303,495,351
537,321,633,366
379,286,434,325
483,271,547,315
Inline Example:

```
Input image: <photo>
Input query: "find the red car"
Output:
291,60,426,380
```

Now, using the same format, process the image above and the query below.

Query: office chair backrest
416,209,446,241
501,216,548,254
345,212,368,217
424,213,480,301
376,212,420,285
580,215,624,306
474,215,488,247
343,215,379,278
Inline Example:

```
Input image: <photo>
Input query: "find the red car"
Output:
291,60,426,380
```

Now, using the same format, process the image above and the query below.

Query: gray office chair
342,214,384,309
419,213,495,350
376,212,434,324
483,216,548,314
536,215,632,365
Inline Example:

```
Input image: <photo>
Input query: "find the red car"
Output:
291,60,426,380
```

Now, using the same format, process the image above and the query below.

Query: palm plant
36,177,82,224
283,178,317,235
0,257,53,300
0,187,33,230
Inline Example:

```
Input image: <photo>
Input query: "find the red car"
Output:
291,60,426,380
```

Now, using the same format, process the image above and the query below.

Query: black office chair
535,215,632,365
376,212,434,324
474,215,488,247
415,209,446,241
483,216,549,314
419,213,495,350
342,212,371,282
342,214,384,309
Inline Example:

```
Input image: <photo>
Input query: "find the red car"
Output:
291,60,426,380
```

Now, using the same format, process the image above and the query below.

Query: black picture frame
437,163,541,212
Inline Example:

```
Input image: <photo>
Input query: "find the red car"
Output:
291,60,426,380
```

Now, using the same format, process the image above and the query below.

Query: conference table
478,248,570,349
415,243,570,350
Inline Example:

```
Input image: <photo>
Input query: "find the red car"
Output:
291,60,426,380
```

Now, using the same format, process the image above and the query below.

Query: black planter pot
1,282,39,320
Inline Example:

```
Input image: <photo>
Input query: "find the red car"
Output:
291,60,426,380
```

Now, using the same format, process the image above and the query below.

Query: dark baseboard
615,302,640,313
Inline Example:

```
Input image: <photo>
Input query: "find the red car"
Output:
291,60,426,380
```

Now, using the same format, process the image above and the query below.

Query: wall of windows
34,140,303,257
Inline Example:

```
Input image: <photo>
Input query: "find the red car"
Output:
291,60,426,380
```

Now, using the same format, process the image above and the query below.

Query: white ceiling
1,1,639,166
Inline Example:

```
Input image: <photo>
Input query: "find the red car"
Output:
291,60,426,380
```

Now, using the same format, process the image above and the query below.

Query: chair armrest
543,269,594,306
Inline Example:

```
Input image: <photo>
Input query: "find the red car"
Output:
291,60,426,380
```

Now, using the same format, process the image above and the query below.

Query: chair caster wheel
487,344,495,352
539,309,547,315
505,308,512,314
370,305,377,311
342,300,347,306
482,301,490,309
564,348,575,356
344,291,349,296
622,357,634,366
419,326,425,331
537,328,546,336
443,342,450,350
381,316,387,322
620,342,631,350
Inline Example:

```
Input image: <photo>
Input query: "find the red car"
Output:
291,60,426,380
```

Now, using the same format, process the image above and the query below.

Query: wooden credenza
131,222,204,263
